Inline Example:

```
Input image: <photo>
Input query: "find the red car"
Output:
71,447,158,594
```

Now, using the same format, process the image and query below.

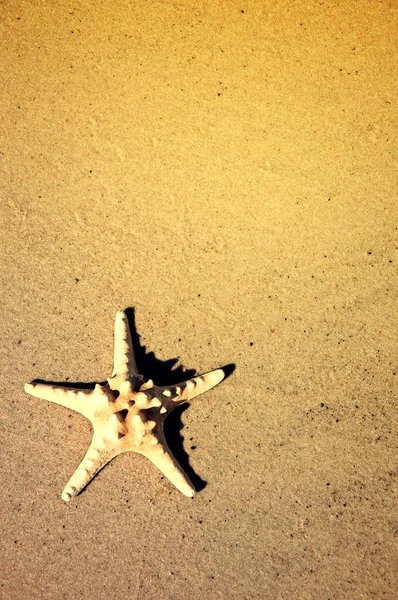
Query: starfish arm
141,441,196,498
61,419,122,502
25,382,94,417
158,368,225,412
112,311,139,381
24,382,110,421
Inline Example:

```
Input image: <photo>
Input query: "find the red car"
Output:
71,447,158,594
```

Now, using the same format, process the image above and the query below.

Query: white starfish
24,311,225,502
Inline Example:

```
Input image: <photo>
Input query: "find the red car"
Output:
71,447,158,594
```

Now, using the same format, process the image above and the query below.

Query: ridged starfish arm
157,368,225,412
140,438,196,498
112,310,139,383
61,420,122,502
24,382,111,420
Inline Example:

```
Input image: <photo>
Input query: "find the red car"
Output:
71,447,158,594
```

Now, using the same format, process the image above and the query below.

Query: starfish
24,310,225,502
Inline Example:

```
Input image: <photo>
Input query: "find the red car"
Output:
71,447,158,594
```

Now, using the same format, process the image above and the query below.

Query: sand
1,1,397,598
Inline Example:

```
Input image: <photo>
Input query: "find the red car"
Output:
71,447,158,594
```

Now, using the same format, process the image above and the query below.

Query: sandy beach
1,1,397,598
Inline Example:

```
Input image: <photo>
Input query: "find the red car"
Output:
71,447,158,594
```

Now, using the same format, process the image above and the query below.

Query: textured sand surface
1,1,397,598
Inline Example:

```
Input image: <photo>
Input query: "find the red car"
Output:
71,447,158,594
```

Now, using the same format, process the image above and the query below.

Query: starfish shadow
125,307,235,494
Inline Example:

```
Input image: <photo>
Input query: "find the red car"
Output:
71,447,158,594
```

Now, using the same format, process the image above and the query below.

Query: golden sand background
1,1,397,598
